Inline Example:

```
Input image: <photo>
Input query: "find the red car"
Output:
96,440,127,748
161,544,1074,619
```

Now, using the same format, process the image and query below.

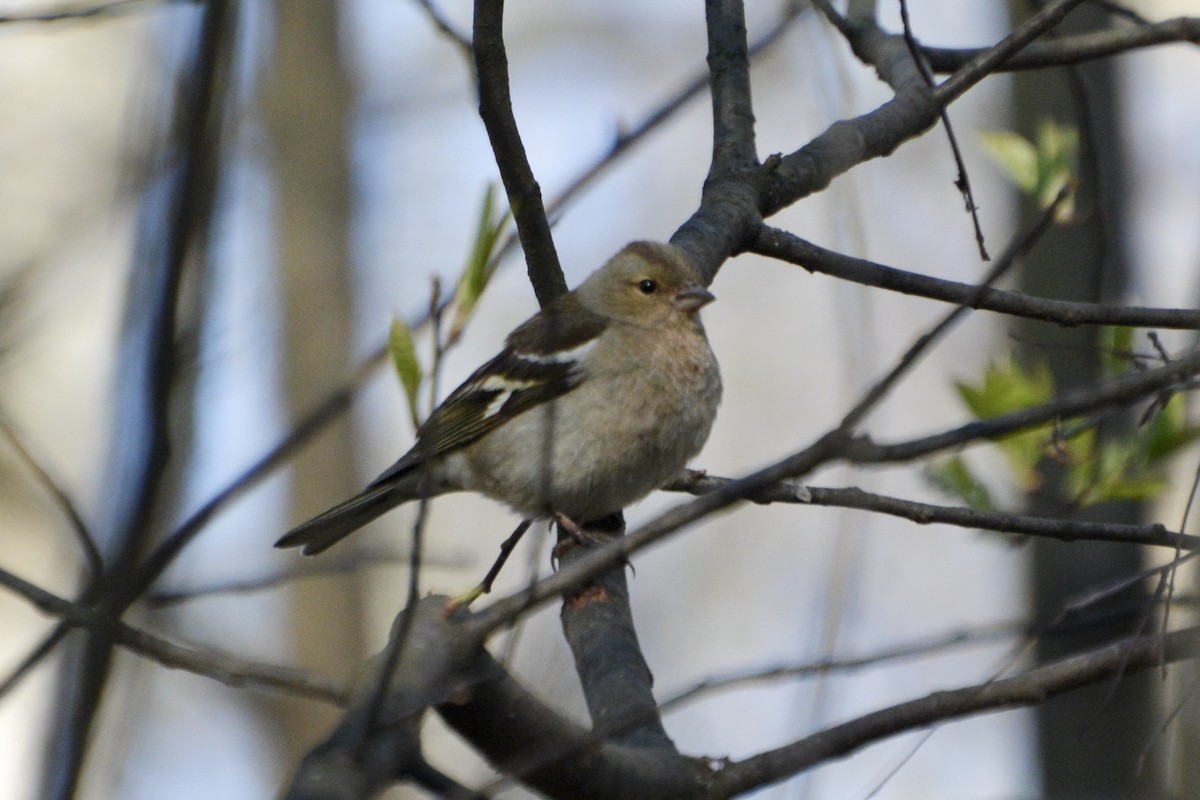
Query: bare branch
413,0,471,58
658,621,1024,712
0,0,188,24
472,0,567,305
934,0,1089,105
705,0,758,173
752,227,1200,329
845,346,1200,464
838,187,1066,432
898,0,989,260
921,16,1200,72
0,565,346,704
0,412,101,574
664,472,1200,551
707,626,1200,797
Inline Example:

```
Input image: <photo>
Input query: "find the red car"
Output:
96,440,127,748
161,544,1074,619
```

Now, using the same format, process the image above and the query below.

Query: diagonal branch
664,472,1200,551
752,227,1200,329
846,347,1200,464
921,16,1200,72
0,412,100,574
707,626,1200,796
0,565,345,704
472,0,566,305
934,0,1088,105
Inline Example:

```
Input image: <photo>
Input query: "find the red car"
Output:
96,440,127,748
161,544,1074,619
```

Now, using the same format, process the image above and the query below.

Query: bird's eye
637,279,657,295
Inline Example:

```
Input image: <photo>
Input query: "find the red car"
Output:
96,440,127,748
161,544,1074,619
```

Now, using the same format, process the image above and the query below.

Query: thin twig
935,0,1089,105
0,412,101,574
845,347,1200,465
658,621,1024,712
144,546,471,607
708,626,1200,796
412,0,471,57
839,187,1066,432
663,473,1200,551
898,0,989,260
0,565,346,704
0,0,187,24
751,227,1200,329
1162,457,1200,665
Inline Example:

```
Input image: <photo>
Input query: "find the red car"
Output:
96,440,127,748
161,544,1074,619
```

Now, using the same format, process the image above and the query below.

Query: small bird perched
275,241,722,556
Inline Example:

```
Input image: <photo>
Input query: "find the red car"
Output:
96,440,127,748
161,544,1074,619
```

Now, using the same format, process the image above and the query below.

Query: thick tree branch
705,0,757,173
672,0,764,281
556,515,674,750
472,0,567,305
440,646,705,800
282,597,479,800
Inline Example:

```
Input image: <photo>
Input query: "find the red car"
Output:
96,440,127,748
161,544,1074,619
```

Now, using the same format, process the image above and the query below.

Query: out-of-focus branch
0,0,189,25
472,0,566,305
0,412,100,573
413,0,471,57
45,2,236,797
0,565,345,704
658,621,1024,712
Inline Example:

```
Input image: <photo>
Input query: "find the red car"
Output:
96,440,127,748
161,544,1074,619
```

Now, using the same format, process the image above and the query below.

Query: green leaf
448,183,510,345
1098,325,1135,377
389,316,423,429
955,357,1056,490
1143,393,1200,461
980,130,1039,193
925,456,995,512
1067,438,1166,506
1034,121,1079,222
981,122,1078,221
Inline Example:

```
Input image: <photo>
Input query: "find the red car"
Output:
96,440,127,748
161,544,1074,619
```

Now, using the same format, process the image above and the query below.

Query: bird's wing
367,296,608,489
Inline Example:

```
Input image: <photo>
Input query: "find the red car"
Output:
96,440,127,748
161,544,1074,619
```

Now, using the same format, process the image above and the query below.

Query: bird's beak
673,285,716,312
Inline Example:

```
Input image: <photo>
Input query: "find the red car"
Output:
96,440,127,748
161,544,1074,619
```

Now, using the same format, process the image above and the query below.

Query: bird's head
576,241,715,329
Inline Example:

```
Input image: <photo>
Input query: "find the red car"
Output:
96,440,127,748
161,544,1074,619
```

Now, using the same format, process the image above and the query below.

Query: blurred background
0,1,1197,797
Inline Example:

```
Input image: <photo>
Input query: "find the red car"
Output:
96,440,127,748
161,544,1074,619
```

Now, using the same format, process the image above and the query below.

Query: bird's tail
274,483,403,556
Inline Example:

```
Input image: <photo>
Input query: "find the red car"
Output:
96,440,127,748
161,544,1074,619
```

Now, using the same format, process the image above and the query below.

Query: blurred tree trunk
263,0,366,752
1010,4,1167,798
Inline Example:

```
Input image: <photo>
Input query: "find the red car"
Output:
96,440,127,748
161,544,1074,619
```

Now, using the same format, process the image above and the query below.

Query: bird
275,240,722,556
